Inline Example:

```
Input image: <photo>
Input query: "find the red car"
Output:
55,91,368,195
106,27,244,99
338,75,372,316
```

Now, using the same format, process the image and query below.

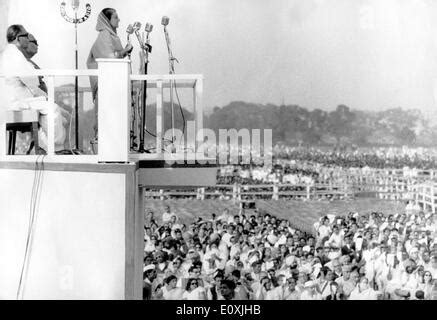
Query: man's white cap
302,245,311,253
327,214,336,223
249,255,259,265
285,255,295,266
267,234,278,245
143,264,156,272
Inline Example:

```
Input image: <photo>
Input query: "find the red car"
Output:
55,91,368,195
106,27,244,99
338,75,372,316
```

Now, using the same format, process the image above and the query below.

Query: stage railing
144,179,425,203
0,69,99,163
0,59,205,163
414,182,437,213
129,74,204,160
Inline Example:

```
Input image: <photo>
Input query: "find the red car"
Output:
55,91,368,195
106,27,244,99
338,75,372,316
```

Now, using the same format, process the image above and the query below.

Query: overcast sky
2,0,437,119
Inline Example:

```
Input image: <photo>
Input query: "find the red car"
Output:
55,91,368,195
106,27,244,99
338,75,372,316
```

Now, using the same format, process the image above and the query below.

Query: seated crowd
142,205,437,300
273,146,437,170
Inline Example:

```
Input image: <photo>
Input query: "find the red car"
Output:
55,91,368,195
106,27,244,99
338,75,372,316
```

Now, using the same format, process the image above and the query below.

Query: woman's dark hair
231,269,241,279
6,24,25,43
165,275,177,285
144,254,154,263
330,281,339,288
102,8,116,21
185,278,198,291
321,266,331,277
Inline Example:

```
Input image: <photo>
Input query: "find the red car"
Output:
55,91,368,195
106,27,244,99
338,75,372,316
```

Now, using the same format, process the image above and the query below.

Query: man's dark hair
220,279,236,291
188,265,198,274
231,269,241,279
321,266,331,277
415,290,425,300
7,24,25,43
164,275,177,285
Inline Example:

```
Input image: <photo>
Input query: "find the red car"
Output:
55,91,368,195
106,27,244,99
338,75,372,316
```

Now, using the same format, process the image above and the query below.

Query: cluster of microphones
125,16,180,153
125,16,172,62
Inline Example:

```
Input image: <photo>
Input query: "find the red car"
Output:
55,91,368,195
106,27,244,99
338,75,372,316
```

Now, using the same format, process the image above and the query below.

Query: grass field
145,198,406,234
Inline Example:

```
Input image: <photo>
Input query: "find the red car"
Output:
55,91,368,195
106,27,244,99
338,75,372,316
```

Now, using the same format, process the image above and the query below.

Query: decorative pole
60,0,91,150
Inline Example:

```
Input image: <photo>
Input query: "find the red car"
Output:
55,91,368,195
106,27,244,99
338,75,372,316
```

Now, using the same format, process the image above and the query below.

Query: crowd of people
273,145,437,170
217,164,318,186
142,205,437,300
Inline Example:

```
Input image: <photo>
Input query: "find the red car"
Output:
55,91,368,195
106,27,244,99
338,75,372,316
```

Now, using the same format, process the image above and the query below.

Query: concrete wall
0,168,127,300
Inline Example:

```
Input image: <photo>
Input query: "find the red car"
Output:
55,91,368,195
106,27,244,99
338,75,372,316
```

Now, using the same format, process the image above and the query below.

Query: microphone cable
163,23,187,147
68,104,75,154
16,154,46,300
174,82,186,147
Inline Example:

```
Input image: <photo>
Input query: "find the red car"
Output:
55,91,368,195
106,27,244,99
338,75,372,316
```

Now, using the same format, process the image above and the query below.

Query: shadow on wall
0,0,10,53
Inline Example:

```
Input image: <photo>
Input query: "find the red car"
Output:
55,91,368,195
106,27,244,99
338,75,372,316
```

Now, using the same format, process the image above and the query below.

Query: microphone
144,23,153,54
133,21,142,33
145,23,153,33
126,24,134,41
161,16,170,27
71,0,80,12
126,24,134,58
126,24,134,34
132,21,145,50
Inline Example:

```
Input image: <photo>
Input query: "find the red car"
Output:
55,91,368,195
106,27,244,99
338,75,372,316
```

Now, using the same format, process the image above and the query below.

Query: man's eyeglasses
16,33,29,40
17,33,38,46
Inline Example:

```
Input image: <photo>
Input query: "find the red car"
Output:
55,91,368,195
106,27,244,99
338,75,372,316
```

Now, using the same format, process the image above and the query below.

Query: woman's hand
115,43,134,58
125,43,134,55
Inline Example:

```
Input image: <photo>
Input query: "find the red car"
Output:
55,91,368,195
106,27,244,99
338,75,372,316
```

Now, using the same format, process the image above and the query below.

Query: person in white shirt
254,276,281,300
217,208,232,223
418,271,434,300
300,281,322,300
144,234,157,253
1,25,67,152
182,278,207,300
318,268,335,299
283,277,301,300
162,205,176,224
428,255,437,279
317,217,331,241
349,277,379,300
161,275,183,300
393,260,419,299
336,265,352,290
327,225,344,249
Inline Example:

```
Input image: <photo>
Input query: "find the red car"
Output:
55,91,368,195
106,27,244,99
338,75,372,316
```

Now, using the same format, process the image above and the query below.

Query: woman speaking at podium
87,8,133,140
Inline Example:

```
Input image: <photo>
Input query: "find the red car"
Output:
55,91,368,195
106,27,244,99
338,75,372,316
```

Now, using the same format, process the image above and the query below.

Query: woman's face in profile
331,284,338,294
110,11,120,29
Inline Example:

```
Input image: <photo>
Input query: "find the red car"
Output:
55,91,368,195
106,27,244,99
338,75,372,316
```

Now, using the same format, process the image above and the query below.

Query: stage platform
0,158,217,300
0,60,217,299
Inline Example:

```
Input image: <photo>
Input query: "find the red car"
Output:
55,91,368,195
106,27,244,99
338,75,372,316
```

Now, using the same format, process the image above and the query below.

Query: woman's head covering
96,10,117,36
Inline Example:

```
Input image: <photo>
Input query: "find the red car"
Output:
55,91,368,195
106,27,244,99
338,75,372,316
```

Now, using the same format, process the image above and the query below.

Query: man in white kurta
0,25,66,152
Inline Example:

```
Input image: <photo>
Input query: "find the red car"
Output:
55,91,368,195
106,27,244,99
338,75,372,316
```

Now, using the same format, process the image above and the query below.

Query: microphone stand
60,1,91,153
74,11,79,151
127,32,137,151
138,30,152,153
163,25,178,147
